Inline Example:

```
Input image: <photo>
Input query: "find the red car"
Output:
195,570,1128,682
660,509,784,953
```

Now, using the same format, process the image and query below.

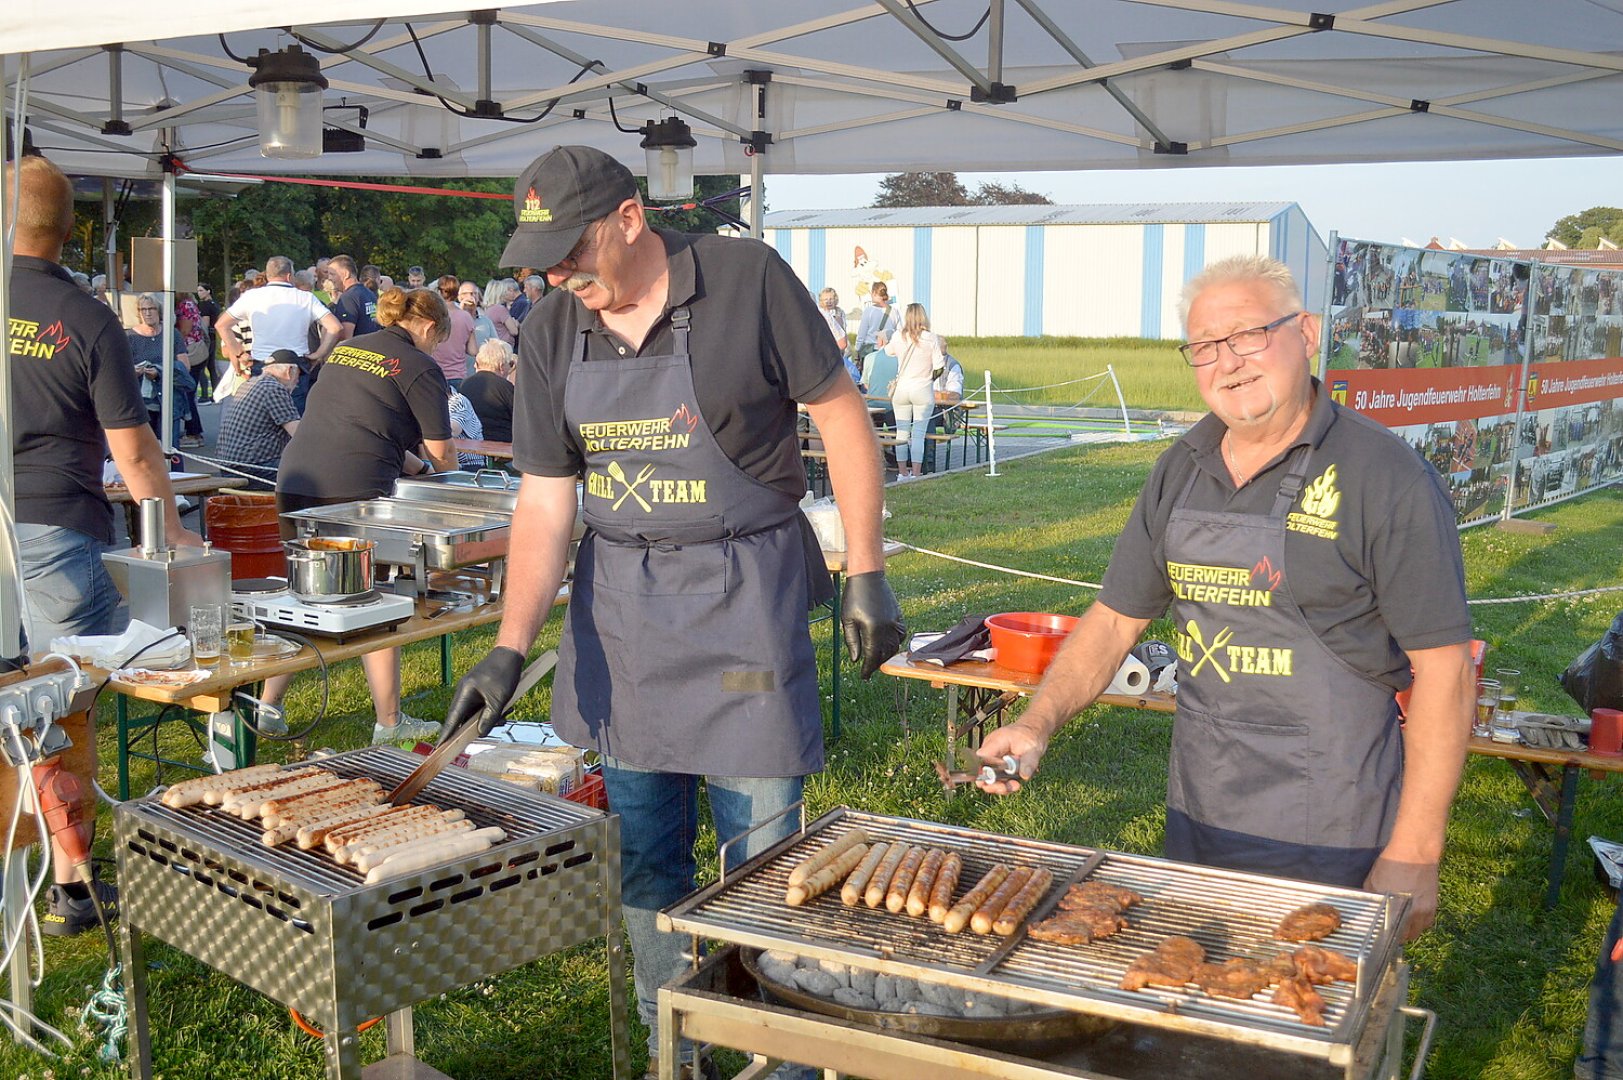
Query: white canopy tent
7,1,1623,183
4,0,1623,657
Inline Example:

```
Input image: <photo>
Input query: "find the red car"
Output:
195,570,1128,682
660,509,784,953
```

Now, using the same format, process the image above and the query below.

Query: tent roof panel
764,203,1301,228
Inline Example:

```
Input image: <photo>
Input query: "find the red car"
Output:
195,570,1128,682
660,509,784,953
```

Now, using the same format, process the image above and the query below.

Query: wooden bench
801,448,830,497
961,420,1009,464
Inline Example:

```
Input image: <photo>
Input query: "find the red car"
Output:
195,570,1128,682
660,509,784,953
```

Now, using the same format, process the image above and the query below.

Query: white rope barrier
887,538,1623,608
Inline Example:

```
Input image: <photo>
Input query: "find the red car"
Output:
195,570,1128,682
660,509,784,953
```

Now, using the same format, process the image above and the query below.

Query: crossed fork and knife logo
606,460,656,511
1185,620,1234,683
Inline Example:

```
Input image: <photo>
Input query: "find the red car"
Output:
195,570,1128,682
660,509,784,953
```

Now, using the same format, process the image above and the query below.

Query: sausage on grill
927,852,963,923
943,865,1010,934
905,848,947,918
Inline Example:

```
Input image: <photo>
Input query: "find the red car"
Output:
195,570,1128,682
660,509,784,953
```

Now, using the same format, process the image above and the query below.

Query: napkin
51,620,191,670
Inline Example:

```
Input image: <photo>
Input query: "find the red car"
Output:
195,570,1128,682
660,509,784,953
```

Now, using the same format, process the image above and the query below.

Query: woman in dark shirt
269,288,459,745
460,338,516,443
126,293,194,448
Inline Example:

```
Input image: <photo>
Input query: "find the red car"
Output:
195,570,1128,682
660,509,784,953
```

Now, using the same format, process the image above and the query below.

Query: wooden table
879,652,1173,765
96,572,547,798
106,473,247,540
454,437,515,465
1468,727,1623,908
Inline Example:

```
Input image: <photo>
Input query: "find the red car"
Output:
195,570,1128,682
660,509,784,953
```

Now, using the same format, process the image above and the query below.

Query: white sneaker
373,714,441,745
253,702,288,736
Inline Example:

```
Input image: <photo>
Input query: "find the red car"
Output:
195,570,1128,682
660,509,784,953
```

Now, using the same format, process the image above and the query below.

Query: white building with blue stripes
762,203,1325,340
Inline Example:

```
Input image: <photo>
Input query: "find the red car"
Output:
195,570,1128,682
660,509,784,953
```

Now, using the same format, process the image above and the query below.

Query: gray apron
551,308,830,776
1163,445,1402,886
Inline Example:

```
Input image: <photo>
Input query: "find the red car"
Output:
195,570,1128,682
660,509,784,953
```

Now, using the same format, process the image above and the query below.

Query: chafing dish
281,499,511,605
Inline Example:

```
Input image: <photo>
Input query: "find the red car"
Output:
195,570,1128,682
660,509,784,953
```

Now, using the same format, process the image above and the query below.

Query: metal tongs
933,750,1020,792
386,650,557,805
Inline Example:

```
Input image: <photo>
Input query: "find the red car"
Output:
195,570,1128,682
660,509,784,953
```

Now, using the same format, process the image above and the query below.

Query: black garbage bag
1561,611,1623,715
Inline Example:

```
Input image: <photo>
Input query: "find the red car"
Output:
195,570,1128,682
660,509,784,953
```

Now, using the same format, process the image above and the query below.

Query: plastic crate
564,771,607,810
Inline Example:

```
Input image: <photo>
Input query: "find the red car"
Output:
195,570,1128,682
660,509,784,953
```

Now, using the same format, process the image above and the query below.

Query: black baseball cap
500,145,638,270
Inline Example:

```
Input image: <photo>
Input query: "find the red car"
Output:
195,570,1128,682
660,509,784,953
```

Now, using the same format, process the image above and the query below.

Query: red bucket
204,492,286,579
986,612,1079,674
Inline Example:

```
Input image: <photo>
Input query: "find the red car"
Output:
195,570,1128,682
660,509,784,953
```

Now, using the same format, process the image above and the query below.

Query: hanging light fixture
640,114,697,201
247,45,328,159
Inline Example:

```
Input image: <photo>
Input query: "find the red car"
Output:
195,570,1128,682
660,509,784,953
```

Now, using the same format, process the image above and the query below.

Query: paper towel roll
1106,653,1151,696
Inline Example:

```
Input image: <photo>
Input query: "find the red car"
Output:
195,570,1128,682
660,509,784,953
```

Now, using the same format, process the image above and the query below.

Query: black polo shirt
277,325,451,501
8,255,149,544
513,229,844,497
460,370,514,442
1100,380,1471,689
332,282,379,337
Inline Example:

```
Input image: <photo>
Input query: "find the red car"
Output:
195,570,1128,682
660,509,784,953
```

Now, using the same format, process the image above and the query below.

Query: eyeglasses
556,220,606,270
1178,312,1303,367
138,307,161,314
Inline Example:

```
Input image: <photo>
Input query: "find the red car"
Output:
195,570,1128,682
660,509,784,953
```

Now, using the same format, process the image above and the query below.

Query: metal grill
115,747,628,1079
662,808,1408,1066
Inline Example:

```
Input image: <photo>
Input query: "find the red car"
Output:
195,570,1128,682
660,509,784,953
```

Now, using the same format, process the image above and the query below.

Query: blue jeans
17,523,126,654
1579,894,1623,1078
601,758,806,1065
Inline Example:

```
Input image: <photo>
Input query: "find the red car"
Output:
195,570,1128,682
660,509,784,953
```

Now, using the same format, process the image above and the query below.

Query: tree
640,175,745,234
1547,206,1623,248
874,172,971,207
970,180,1052,206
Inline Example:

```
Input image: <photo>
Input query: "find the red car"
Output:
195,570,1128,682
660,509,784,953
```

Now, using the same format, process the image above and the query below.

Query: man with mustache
443,145,903,1079
977,255,1473,945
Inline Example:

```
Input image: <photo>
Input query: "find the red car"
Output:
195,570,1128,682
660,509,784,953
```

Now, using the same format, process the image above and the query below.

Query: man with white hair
509,274,543,324
215,255,341,375
977,254,1473,945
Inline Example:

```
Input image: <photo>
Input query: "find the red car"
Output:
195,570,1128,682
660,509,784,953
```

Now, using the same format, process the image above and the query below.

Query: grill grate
115,746,620,1033
663,809,1406,1060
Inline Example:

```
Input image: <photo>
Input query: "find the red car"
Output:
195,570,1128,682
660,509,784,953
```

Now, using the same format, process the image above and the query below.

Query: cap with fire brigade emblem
499,145,639,270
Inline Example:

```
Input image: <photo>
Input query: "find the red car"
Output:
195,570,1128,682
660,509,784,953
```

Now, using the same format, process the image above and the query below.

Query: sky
762,155,1623,251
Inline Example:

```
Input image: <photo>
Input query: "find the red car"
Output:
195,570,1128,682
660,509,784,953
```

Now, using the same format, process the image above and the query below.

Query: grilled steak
1275,902,1342,942
1273,975,1327,1025
1120,936,1206,990
1292,944,1358,984
1028,904,1130,945
1058,881,1143,911
1191,958,1273,999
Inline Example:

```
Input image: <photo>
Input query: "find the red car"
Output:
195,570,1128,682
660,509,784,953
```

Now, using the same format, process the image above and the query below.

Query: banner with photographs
1322,238,1532,527
1517,265,1623,511
1321,239,1623,525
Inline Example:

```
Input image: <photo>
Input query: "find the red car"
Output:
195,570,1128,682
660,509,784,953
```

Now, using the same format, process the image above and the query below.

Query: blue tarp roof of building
764,203,1300,228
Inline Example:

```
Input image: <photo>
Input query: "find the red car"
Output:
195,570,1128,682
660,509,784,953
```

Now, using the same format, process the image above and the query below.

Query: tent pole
748,77,765,240
1,51,22,661
160,146,176,456
988,0,1005,85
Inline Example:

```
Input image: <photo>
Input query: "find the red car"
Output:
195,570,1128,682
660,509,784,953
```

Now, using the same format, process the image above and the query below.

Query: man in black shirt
7,154,202,935
443,146,904,1078
325,254,378,342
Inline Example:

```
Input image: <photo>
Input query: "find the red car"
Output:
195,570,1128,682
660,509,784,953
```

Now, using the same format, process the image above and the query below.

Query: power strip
0,668,87,730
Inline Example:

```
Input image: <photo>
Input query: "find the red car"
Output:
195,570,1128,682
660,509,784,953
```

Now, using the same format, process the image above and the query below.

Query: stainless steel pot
283,536,376,602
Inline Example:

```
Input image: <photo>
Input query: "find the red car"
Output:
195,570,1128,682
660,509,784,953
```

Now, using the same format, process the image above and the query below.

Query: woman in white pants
885,303,944,480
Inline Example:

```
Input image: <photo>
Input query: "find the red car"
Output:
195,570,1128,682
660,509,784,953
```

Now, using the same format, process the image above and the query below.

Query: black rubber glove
443,646,524,739
840,571,906,680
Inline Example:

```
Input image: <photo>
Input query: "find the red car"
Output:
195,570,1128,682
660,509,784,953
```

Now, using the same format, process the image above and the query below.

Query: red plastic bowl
985,612,1080,674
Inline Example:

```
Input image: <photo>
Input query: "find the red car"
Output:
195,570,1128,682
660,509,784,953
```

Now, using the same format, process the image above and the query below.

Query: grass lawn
949,336,1202,413
6,439,1623,1078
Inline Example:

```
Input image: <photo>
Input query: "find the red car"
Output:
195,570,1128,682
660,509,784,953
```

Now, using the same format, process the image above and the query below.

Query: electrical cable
293,21,386,55
403,23,596,124
232,628,330,742
605,93,645,134
903,0,991,42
